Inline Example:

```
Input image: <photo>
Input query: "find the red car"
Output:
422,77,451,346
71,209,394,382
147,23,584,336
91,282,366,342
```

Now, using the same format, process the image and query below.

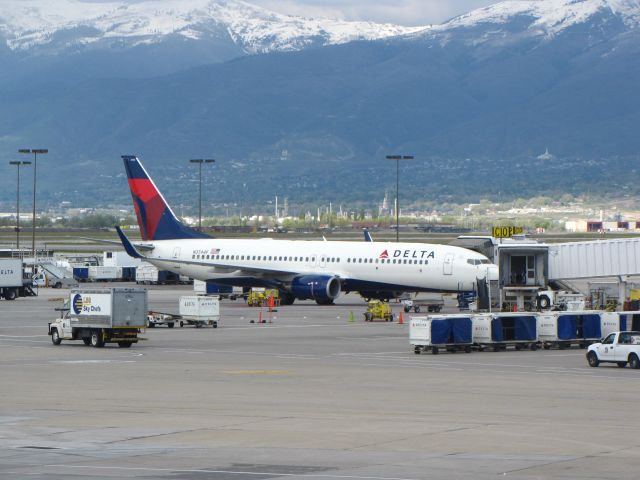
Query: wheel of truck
515,344,522,351
168,322,174,328
51,329,62,345
617,361,627,368
629,353,640,369
148,322,155,328
537,294,551,310
530,343,539,351
118,342,132,348
587,351,599,367
431,346,439,355
4,289,17,301
54,281,62,289
82,337,91,346
414,346,421,355
414,306,420,313
364,312,372,322
543,344,551,350
90,330,105,348
212,322,218,329
180,321,184,327
464,345,472,353
403,305,410,313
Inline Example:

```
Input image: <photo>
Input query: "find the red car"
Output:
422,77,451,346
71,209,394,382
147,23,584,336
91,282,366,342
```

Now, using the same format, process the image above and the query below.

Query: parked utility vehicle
586,331,640,368
48,288,147,348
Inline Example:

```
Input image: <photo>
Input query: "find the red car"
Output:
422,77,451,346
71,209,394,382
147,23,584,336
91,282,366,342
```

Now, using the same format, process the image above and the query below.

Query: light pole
386,155,414,242
9,160,32,249
189,159,215,231
19,148,48,259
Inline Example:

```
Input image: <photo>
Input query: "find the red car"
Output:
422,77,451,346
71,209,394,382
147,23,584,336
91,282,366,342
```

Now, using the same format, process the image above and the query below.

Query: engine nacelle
291,275,341,302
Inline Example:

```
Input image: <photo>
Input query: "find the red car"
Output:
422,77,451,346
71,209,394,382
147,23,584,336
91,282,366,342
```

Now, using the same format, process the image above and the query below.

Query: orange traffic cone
398,311,404,325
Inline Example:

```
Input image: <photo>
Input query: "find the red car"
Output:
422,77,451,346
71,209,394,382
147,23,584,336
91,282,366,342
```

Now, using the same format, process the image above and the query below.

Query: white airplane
117,156,497,305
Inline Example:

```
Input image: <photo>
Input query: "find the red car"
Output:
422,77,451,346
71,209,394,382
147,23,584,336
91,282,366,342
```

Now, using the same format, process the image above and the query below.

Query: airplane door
443,253,454,275
172,247,181,260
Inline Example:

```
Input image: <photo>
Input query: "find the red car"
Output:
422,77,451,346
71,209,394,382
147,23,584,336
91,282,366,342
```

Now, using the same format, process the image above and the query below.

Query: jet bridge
453,236,549,310
548,237,640,307
454,235,640,310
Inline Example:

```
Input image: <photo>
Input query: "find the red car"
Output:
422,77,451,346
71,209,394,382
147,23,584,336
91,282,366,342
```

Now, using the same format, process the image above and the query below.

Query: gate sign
492,226,524,238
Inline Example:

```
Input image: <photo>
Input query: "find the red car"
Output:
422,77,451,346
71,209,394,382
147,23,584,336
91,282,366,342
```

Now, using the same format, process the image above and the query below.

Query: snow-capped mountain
1,0,639,207
0,0,425,55
434,0,640,36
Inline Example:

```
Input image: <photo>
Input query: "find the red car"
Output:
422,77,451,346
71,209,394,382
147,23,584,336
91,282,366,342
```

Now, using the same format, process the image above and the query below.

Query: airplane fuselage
141,237,495,294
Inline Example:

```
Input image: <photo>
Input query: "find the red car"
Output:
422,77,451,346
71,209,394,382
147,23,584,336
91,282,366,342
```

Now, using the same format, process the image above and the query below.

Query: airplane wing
149,255,301,278
80,234,155,251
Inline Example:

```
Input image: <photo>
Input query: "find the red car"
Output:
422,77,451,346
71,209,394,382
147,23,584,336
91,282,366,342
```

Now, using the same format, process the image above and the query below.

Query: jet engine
291,275,341,304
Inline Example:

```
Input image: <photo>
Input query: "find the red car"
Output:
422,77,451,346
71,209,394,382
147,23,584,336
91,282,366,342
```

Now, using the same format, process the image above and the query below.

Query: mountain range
1,0,639,212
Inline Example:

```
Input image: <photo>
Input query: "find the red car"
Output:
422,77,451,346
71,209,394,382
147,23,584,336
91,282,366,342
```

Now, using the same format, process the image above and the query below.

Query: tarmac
1,284,640,479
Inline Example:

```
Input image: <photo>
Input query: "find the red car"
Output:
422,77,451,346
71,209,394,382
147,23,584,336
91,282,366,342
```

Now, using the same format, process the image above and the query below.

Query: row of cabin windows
191,254,344,263
348,258,427,265
190,253,427,266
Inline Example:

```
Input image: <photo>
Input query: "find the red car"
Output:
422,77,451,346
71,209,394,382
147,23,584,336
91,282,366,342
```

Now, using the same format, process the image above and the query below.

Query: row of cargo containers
73,266,137,282
73,265,191,284
410,311,640,354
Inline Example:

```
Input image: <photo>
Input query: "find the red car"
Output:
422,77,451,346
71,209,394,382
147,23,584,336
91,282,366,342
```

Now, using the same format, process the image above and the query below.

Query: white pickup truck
586,331,640,369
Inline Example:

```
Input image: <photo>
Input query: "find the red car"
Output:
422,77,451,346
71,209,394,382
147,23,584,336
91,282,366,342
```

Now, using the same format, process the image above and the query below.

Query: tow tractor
364,300,394,322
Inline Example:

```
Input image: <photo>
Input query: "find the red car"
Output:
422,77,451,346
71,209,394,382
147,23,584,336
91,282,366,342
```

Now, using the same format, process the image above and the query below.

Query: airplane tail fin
122,155,210,241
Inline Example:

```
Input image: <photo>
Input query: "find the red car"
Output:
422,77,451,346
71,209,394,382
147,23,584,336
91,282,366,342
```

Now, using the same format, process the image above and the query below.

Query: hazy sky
251,0,498,26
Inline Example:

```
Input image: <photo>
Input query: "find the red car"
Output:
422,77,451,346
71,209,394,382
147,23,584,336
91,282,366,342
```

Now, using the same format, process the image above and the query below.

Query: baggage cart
472,313,538,351
410,315,473,354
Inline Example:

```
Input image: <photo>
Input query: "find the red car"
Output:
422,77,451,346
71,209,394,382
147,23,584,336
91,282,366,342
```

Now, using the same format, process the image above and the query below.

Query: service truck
0,258,34,300
48,288,147,348
586,331,640,369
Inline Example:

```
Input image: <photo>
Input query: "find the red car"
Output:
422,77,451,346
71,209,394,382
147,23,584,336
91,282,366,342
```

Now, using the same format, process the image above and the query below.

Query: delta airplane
117,156,497,305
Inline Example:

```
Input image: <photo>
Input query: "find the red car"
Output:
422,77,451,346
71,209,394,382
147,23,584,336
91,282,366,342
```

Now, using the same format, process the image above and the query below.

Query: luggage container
193,280,236,297
410,315,473,355
135,263,180,285
607,311,640,336
178,295,220,328
537,311,602,349
73,267,89,281
472,313,538,351
88,266,118,282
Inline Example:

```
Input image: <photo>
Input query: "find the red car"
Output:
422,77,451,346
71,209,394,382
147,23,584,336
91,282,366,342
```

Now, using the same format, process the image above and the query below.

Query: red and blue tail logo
122,156,210,241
